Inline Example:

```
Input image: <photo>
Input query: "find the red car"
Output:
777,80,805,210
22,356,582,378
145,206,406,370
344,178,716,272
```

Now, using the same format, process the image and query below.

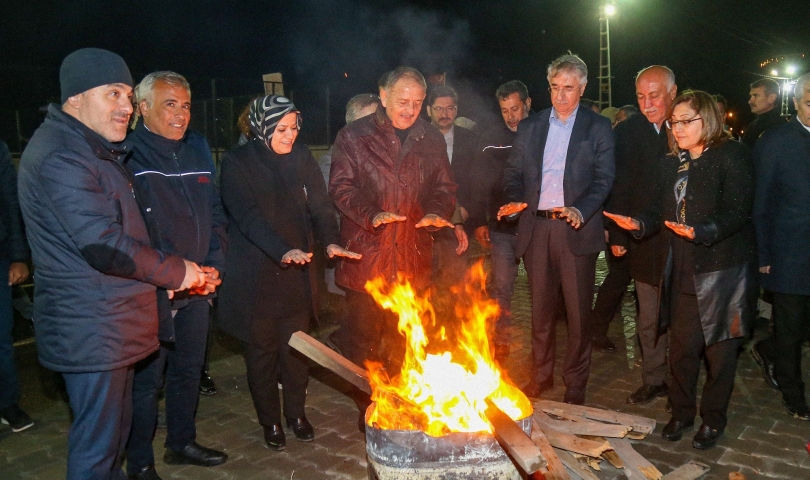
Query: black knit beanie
60,48,133,103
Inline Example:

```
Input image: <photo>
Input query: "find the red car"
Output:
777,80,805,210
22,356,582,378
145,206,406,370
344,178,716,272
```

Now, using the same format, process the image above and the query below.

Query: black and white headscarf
248,95,301,148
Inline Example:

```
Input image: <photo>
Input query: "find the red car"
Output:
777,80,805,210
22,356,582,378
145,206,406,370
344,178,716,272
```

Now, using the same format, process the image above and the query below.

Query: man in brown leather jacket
328,67,456,376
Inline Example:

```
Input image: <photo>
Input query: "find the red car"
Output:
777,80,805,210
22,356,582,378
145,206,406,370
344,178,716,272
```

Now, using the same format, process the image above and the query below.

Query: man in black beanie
17,48,208,480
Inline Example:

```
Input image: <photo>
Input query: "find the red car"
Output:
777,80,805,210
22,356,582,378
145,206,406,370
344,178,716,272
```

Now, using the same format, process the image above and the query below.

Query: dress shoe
627,383,668,405
286,416,315,441
661,417,694,441
522,378,553,399
751,340,778,390
128,465,162,480
591,335,616,352
199,372,218,396
563,387,586,405
692,423,722,449
783,400,810,421
264,424,286,451
163,442,228,467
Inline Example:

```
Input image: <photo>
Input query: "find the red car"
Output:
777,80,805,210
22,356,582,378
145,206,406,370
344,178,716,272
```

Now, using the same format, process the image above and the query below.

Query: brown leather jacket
329,107,456,292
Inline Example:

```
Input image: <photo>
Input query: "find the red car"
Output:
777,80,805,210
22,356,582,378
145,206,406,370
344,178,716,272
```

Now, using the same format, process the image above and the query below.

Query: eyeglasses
548,85,579,95
430,106,457,114
666,116,703,129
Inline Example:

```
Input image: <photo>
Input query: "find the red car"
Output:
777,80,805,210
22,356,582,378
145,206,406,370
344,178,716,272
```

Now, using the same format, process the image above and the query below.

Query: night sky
1,0,808,146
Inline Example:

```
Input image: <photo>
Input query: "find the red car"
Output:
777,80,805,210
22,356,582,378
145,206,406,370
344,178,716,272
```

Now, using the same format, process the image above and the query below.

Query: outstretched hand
553,206,583,229
372,212,407,228
664,221,696,240
415,214,453,230
326,244,362,259
282,249,313,265
603,211,641,231
496,202,527,221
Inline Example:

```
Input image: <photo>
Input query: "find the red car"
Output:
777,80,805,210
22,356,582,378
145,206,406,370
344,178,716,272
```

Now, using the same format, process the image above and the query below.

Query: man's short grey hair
382,66,427,92
751,78,780,97
345,93,380,123
636,65,676,90
618,104,639,116
794,73,810,99
135,71,191,107
547,53,588,85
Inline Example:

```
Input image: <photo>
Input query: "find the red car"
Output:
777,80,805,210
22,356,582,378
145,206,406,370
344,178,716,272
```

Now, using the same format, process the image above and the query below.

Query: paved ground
1,254,809,479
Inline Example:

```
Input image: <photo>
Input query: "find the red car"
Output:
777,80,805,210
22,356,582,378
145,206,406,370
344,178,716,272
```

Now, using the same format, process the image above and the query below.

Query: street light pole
598,3,616,110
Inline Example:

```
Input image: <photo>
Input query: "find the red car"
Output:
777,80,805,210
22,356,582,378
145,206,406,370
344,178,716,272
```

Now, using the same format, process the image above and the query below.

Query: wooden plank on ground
534,412,631,438
485,399,546,474
529,420,571,480
555,449,600,480
580,436,624,468
536,400,657,436
534,411,611,457
288,331,371,394
661,461,710,480
608,438,663,480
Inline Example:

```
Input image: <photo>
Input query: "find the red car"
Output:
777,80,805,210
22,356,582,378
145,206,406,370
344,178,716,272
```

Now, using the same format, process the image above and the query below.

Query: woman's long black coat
218,140,339,342
636,139,758,345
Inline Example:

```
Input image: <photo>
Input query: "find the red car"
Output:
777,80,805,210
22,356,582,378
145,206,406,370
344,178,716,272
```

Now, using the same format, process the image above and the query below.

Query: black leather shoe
163,442,228,467
199,372,218,396
286,416,315,442
522,378,553,399
627,383,668,405
563,387,586,405
783,400,810,421
264,424,286,451
661,417,694,441
751,341,778,390
692,423,722,449
128,465,163,480
591,336,616,352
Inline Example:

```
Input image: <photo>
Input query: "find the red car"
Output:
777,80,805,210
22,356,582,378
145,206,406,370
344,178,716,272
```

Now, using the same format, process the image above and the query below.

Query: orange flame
364,261,532,436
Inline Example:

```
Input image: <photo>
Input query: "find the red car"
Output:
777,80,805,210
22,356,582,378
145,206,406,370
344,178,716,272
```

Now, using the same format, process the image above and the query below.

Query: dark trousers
771,292,810,405
524,218,597,389
489,232,520,346
64,366,134,480
668,291,742,431
589,249,631,340
330,289,402,372
127,300,209,473
0,258,21,410
431,227,469,292
245,311,310,427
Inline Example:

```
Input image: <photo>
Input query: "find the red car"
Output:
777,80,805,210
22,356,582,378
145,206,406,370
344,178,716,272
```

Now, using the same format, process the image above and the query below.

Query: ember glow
364,262,532,436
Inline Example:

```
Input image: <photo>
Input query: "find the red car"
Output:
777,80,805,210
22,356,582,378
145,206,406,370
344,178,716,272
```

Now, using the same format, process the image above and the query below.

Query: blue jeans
0,258,20,410
128,300,209,473
489,232,519,346
64,366,134,480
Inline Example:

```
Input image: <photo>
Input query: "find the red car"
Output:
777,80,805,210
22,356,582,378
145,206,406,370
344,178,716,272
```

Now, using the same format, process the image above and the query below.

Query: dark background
1,0,807,152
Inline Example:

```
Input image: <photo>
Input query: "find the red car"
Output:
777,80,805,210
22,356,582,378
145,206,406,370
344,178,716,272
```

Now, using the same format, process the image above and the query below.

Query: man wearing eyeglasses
426,86,477,294
498,54,614,405
602,65,677,408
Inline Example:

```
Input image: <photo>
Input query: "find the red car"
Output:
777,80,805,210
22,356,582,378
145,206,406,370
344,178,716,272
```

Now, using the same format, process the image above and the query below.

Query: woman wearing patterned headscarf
218,95,360,451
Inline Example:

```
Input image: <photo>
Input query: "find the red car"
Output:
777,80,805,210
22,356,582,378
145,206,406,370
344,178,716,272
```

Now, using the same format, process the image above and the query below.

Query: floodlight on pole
786,65,797,75
771,69,779,76
598,3,616,110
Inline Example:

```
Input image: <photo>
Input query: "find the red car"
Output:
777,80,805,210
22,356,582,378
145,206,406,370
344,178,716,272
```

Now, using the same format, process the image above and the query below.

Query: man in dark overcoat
752,72,810,421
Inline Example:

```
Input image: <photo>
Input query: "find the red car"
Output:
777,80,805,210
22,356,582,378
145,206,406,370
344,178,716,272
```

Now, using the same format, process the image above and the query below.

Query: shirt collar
550,106,578,126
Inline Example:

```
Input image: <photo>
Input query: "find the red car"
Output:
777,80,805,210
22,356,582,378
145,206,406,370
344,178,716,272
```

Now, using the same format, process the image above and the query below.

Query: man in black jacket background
125,71,229,478
0,139,33,433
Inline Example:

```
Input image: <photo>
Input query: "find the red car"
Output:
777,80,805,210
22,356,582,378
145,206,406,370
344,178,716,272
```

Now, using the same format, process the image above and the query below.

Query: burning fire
364,262,532,437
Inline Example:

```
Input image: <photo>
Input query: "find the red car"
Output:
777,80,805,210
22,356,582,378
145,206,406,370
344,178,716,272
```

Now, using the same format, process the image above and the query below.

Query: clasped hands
496,202,584,229
170,261,221,299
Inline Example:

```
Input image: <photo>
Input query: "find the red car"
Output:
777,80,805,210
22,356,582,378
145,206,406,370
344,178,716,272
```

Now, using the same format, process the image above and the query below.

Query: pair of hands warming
602,211,696,258
281,244,363,265
496,203,584,228
372,212,466,254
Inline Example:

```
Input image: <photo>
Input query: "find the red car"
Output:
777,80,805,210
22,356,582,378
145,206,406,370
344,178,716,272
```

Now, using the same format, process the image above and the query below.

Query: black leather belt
534,209,564,219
